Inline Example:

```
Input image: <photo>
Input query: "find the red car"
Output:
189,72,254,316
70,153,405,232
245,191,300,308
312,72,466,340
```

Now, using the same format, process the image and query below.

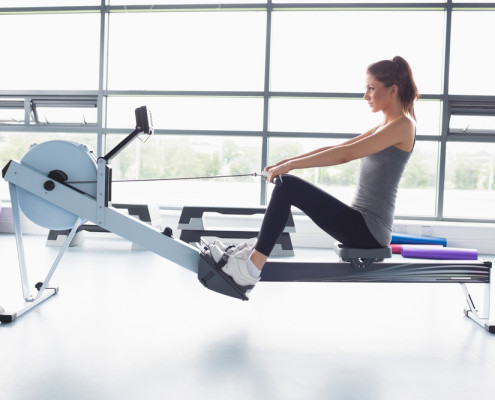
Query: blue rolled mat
391,233,447,247
401,245,478,260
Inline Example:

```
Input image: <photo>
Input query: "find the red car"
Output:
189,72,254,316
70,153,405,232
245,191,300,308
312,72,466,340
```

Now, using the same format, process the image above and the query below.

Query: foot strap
197,240,235,269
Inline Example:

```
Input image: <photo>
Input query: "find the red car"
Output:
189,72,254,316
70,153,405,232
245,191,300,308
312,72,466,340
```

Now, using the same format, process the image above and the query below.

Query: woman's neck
381,102,404,125
382,110,406,126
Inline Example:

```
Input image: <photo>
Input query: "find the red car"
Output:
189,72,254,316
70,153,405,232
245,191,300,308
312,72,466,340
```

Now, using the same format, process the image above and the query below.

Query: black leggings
255,175,382,256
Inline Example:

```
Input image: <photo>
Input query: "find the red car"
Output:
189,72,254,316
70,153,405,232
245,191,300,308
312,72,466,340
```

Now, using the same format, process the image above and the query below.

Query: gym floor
1,232,494,400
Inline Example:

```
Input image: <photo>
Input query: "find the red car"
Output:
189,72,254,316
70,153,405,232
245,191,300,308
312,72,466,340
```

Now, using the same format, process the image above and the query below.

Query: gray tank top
351,144,412,247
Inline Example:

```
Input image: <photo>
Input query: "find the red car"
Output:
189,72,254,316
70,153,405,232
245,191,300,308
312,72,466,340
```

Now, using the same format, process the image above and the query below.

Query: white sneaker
213,240,251,254
205,240,250,266
221,247,260,287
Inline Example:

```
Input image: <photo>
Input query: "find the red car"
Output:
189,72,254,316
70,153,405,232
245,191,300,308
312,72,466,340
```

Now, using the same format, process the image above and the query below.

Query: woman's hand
263,161,292,184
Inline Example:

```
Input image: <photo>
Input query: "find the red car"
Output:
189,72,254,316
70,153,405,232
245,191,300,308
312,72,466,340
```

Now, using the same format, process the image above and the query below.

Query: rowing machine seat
334,242,392,270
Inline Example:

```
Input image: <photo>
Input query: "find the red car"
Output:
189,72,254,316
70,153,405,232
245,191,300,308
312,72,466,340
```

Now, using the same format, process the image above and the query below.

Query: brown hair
367,56,420,120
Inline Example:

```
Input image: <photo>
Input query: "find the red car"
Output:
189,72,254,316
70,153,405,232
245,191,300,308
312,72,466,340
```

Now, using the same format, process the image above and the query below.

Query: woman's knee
270,174,299,199
273,174,303,191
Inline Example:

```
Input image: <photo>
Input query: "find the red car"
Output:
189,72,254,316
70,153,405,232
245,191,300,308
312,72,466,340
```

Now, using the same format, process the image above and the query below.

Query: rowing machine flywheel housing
17,140,97,230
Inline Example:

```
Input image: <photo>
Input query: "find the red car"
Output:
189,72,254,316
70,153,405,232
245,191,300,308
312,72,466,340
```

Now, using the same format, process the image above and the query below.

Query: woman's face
363,74,395,113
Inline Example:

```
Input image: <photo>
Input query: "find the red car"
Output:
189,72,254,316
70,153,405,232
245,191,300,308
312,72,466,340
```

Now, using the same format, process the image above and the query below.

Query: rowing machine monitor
135,105,153,135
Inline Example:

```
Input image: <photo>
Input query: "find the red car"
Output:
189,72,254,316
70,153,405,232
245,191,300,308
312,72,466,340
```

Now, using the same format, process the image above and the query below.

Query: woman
209,56,419,294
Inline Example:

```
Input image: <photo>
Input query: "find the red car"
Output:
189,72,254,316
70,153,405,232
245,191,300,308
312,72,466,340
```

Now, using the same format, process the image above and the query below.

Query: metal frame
1,1,495,219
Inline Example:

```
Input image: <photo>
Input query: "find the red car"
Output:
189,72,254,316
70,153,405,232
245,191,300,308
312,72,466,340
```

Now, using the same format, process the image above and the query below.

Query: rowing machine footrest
197,253,250,301
335,243,392,270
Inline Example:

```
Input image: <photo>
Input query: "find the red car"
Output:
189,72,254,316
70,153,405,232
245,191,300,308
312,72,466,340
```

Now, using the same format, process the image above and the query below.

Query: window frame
1,1,495,223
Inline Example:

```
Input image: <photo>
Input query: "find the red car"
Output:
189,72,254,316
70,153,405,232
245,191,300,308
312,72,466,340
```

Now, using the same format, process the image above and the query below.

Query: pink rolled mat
401,245,478,260
389,244,443,254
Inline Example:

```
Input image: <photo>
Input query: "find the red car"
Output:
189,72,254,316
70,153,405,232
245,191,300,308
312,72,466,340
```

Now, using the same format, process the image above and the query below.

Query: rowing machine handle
261,171,283,186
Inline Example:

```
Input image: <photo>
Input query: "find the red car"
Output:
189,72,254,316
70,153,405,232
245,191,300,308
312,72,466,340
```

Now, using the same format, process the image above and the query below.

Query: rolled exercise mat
389,244,443,254
391,233,447,246
401,245,478,260
389,244,402,254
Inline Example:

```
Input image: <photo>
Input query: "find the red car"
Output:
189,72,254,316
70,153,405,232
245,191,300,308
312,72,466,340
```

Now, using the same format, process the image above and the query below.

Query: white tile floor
1,232,495,400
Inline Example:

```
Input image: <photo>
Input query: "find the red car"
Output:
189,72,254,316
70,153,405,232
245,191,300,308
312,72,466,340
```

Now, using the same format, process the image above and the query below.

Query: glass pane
269,98,440,135
395,141,438,217
0,132,97,202
275,0,443,2
0,0,99,5
106,134,262,207
450,12,495,95
34,106,97,126
450,115,495,134
108,12,267,91
106,97,264,131
0,13,100,90
270,11,444,94
0,102,25,125
269,98,381,134
444,142,495,219
110,0,263,4
415,100,442,136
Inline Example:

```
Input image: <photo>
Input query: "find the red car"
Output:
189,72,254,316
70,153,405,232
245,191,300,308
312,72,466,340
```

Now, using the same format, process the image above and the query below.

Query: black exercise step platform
178,206,295,257
46,203,162,248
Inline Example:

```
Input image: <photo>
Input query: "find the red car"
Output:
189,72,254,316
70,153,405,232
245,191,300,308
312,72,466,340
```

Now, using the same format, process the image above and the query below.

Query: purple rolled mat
401,245,478,260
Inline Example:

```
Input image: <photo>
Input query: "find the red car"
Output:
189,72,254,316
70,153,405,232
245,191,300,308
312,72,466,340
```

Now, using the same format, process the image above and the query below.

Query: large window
1,2,495,224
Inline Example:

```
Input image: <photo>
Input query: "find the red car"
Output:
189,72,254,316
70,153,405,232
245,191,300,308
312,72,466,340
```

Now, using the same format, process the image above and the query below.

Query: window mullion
437,0,453,220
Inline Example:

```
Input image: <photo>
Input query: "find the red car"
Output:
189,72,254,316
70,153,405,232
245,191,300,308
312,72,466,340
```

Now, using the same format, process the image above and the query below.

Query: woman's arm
265,146,332,171
265,126,378,171
265,117,414,182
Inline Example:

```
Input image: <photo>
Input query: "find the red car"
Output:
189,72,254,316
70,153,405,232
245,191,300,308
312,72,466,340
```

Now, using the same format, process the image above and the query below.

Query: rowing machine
1,106,493,333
